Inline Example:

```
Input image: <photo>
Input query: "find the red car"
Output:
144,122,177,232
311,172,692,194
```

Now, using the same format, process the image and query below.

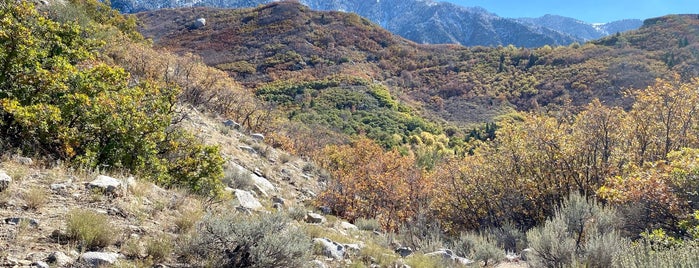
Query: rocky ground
0,108,529,268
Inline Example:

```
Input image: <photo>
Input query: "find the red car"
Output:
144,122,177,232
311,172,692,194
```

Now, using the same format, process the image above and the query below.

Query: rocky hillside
0,106,530,267
112,0,636,47
136,3,699,127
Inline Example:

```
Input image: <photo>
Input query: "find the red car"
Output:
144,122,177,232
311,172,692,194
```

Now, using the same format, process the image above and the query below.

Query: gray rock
191,18,206,29
235,206,254,215
251,133,265,141
521,248,533,261
51,229,69,242
301,188,316,197
305,212,325,224
50,183,69,192
79,252,121,267
505,251,520,262
47,251,73,267
454,256,474,265
231,163,276,195
395,246,413,258
234,189,262,210
87,175,122,195
0,171,11,192
31,261,50,268
425,249,473,265
15,156,33,165
223,119,241,129
5,217,39,228
339,221,358,231
319,206,332,215
239,146,257,154
313,238,345,260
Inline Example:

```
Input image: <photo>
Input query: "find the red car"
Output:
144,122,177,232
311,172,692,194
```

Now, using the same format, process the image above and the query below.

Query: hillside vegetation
3,1,699,267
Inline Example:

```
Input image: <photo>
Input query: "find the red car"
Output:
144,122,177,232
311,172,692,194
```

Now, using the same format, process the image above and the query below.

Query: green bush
0,2,225,198
614,239,699,268
181,212,311,267
452,232,504,266
66,209,116,250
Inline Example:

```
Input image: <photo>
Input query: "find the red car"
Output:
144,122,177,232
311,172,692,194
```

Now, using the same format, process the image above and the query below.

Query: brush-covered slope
117,0,585,47
137,3,699,127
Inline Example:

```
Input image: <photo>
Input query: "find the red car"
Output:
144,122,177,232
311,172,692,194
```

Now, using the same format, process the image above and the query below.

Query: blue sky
444,0,699,23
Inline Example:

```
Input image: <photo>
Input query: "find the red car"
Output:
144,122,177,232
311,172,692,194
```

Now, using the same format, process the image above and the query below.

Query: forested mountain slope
137,3,699,127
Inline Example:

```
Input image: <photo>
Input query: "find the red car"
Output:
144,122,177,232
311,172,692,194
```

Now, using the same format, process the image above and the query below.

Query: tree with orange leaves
316,138,434,230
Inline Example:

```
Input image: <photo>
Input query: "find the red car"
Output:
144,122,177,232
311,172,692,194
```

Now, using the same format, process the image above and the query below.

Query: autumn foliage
316,138,434,230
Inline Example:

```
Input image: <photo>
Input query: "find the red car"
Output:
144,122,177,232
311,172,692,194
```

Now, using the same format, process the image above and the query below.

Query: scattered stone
51,229,70,243
79,252,121,267
239,146,257,154
5,257,19,266
127,225,144,234
223,119,241,129
31,261,50,268
318,206,332,215
313,238,346,260
231,163,276,195
5,217,40,228
454,256,473,265
305,212,326,224
0,171,11,192
87,175,123,195
425,249,473,265
234,189,262,210
505,251,520,262
521,248,533,261
123,176,136,189
309,260,328,268
340,221,358,231
251,133,265,141
235,206,254,215
301,188,316,197
343,243,362,253
251,174,275,194
272,195,285,206
108,207,127,217
395,246,413,258
14,156,33,165
50,183,70,193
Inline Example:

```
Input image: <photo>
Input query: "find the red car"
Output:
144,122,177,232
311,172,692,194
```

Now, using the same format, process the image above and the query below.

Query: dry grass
66,209,117,250
23,186,48,210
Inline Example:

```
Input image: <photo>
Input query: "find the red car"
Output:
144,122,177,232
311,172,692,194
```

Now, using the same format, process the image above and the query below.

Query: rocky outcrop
79,252,121,267
0,170,11,192
305,212,325,224
87,175,123,195
313,238,346,260
234,189,263,210
47,251,73,267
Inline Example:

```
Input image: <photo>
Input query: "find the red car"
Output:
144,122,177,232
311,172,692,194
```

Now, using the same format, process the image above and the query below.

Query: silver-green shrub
181,212,311,267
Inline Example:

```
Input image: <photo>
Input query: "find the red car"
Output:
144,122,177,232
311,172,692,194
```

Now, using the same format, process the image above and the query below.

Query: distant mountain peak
112,0,641,47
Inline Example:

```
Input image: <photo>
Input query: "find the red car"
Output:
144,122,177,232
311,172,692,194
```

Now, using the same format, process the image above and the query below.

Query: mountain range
112,0,642,47
135,1,699,127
